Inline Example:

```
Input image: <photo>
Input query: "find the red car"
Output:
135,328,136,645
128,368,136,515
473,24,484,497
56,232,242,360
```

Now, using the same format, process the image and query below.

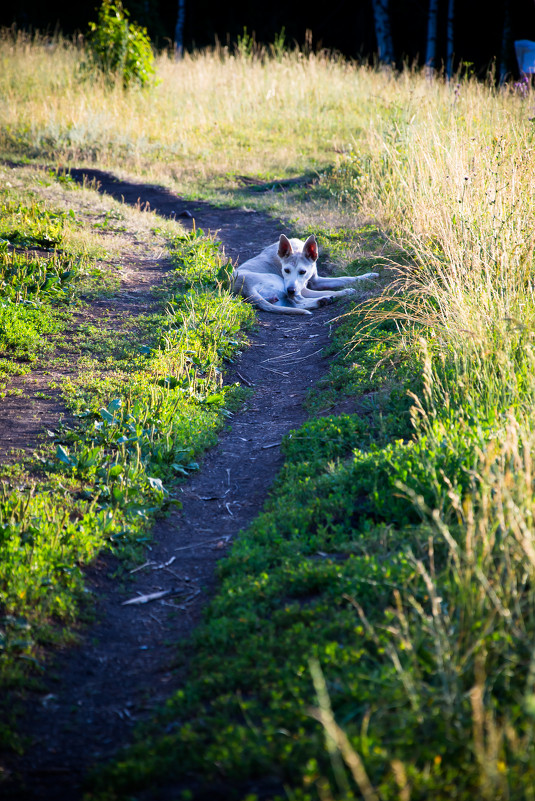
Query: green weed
0,188,103,389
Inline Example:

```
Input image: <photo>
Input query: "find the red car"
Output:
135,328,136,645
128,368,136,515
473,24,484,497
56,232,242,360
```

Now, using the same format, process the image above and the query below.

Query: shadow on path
69,167,285,263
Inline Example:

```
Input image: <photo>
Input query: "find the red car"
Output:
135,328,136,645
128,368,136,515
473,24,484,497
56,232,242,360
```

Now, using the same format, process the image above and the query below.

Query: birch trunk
174,0,186,59
446,0,454,78
425,0,440,78
371,0,395,64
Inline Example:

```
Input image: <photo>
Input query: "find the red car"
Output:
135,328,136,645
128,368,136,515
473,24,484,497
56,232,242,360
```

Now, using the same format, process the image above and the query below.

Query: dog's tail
246,289,312,315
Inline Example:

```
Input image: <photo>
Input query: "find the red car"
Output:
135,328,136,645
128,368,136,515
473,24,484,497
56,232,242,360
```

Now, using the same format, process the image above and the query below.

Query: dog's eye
283,268,290,274
298,269,307,275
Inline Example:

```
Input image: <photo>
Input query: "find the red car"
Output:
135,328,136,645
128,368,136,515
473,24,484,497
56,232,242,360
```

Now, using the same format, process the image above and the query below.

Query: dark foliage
1,0,534,78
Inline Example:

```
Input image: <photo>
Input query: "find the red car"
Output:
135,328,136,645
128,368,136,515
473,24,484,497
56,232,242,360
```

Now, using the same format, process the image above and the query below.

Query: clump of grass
305,62,535,800
0,186,104,387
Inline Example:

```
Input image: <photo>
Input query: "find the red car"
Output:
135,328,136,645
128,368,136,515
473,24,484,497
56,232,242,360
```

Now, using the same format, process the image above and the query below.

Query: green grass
0,177,122,391
84,311,420,800
0,171,254,749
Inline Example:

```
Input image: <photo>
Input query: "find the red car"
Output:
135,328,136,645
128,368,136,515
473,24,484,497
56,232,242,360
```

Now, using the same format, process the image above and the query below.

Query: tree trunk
446,0,454,79
499,0,511,83
371,0,395,64
425,0,440,78
174,0,186,59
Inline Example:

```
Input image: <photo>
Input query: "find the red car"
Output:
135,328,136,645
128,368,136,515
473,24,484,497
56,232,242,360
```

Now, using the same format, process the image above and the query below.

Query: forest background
2,0,535,80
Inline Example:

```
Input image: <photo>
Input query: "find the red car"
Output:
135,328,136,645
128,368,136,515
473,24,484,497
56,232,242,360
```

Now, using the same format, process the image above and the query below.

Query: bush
85,0,155,89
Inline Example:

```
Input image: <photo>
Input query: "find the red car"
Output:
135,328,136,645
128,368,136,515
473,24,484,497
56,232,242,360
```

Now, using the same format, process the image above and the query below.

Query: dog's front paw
358,272,379,280
318,296,336,307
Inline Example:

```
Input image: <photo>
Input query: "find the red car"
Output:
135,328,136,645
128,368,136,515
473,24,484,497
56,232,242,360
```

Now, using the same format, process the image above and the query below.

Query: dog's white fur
232,234,379,315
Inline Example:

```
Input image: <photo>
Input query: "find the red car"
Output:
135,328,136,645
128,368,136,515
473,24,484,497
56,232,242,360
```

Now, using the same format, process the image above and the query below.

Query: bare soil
1,170,358,799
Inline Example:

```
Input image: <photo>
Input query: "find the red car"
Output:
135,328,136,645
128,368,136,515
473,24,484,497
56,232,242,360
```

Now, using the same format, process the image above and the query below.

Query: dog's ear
278,234,293,259
303,235,318,262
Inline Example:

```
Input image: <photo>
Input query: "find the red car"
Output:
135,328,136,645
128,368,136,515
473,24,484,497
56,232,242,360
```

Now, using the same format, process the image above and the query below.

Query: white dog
232,234,378,315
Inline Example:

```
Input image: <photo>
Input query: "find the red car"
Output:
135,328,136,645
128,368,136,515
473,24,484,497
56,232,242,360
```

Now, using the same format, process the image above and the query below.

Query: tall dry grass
322,68,535,420
315,51,535,801
0,29,379,186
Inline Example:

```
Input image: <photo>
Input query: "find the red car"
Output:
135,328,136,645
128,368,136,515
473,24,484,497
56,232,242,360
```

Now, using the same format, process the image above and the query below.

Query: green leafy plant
85,0,156,89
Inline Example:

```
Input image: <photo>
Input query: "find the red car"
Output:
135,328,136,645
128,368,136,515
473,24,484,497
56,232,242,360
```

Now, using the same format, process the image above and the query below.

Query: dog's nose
287,287,296,296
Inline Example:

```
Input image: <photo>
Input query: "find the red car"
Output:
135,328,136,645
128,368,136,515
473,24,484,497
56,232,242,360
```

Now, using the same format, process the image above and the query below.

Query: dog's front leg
301,287,354,301
302,287,354,297
308,273,379,291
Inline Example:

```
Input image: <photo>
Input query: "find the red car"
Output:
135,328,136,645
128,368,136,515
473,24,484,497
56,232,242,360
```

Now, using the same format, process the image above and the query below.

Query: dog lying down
232,234,379,315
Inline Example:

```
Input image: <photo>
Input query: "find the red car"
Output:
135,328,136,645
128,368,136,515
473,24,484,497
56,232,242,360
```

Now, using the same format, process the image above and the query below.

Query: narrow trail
2,172,352,799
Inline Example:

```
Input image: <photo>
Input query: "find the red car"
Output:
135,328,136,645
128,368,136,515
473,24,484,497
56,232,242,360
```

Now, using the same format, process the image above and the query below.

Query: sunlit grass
0,30,393,191
309,41,535,801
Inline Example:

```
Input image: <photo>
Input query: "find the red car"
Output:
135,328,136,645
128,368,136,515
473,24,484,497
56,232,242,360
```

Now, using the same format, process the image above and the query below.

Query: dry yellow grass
0,32,408,189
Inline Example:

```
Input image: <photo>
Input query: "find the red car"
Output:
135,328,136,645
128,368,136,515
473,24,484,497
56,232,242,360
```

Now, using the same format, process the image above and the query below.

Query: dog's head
277,234,318,299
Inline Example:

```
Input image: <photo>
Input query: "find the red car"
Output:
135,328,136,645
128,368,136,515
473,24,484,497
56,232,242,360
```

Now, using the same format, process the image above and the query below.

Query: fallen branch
129,555,176,574
122,588,184,606
174,535,231,552
236,371,254,387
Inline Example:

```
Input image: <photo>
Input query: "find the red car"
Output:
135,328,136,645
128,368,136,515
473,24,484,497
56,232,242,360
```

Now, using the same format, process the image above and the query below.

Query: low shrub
84,0,156,89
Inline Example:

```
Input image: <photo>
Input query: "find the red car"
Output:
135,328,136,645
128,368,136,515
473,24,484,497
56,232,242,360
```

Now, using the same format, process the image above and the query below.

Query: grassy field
2,27,535,800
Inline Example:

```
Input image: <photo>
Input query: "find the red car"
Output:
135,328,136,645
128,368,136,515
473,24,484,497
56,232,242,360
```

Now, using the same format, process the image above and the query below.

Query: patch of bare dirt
1,170,356,799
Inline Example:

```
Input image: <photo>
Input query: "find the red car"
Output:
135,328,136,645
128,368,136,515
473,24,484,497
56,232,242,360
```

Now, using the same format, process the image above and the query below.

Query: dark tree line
371,0,524,80
2,0,534,78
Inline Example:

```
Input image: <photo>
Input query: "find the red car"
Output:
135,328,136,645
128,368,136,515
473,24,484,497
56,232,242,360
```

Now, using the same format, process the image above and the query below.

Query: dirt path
2,172,350,799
